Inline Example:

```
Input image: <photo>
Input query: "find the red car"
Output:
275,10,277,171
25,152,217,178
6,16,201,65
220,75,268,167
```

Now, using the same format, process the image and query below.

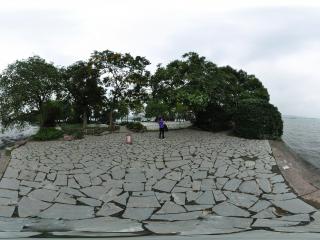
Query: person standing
158,117,165,139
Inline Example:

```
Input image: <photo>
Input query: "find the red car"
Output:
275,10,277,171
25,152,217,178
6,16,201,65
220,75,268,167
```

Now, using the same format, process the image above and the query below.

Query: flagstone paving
0,129,318,235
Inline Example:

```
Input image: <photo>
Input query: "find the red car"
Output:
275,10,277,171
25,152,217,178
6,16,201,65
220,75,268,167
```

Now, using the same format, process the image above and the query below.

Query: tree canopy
89,50,150,128
62,61,104,127
0,50,283,139
0,56,60,127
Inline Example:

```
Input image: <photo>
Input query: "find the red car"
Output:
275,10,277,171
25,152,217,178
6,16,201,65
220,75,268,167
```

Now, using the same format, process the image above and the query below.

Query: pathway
0,129,318,235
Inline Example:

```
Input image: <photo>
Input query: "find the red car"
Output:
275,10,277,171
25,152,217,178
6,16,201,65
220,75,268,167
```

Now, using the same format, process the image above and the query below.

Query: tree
174,103,189,121
62,61,104,128
0,56,61,128
234,99,283,139
114,100,129,122
151,52,274,134
150,52,219,119
216,66,269,117
90,50,150,130
41,100,65,127
145,99,169,119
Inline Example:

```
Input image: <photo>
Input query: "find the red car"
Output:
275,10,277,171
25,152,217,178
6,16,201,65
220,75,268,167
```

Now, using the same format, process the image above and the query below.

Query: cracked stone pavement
0,129,319,236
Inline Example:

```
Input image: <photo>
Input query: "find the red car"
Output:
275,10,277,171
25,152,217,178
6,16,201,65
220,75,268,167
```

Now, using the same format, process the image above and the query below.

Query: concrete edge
269,140,320,208
0,140,28,180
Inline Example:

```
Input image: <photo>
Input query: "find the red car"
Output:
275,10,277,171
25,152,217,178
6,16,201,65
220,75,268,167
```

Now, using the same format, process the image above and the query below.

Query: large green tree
150,52,219,119
150,52,271,131
90,50,150,129
0,56,61,128
62,61,104,128
216,66,269,116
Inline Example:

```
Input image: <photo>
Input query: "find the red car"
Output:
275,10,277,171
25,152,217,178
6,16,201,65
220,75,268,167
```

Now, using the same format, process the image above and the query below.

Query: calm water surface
282,116,320,169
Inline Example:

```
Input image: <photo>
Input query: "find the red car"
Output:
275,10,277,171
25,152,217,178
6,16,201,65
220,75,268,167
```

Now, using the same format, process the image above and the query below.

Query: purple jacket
159,119,164,129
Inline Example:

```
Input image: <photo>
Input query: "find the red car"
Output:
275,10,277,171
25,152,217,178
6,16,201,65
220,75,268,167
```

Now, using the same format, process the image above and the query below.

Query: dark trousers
159,128,165,139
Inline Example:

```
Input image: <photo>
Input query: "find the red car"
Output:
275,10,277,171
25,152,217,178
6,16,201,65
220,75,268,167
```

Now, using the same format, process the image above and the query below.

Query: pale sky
0,0,320,118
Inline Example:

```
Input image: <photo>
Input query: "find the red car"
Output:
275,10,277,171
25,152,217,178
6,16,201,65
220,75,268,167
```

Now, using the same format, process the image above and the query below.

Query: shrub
126,122,147,132
33,127,64,141
42,101,64,127
194,104,231,131
234,99,283,139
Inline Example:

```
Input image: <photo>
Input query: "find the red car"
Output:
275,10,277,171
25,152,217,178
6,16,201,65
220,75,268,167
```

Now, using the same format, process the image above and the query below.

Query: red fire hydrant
126,134,132,144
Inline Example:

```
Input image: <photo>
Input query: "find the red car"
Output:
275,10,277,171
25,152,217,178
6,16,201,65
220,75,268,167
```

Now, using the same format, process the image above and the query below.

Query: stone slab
39,203,94,219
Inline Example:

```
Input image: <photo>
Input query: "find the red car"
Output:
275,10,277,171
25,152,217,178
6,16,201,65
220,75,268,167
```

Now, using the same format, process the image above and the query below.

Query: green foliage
114,101,129,121
0,56,61,128
216,66,270,117
61,125,84,139
62,61,104,127
174,103,189,120
90,50,150,127
150,52,217,115
151,52,275,137
194,104,231,131
126,122,147,132
32,128,64,141
234,99,283,139
0,51,282,140
145,100,169,119
61,123,118,136
42,100,64,127
71,130,84,139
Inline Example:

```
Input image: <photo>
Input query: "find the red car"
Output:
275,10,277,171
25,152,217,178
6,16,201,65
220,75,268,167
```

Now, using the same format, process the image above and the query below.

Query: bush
234,99,283,139
33,127,64,141
126,122,147,132
194,104,231,131
42,101,64,127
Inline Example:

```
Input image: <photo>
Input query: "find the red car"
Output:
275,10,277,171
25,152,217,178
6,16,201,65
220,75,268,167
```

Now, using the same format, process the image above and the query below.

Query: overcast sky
0,0,319,118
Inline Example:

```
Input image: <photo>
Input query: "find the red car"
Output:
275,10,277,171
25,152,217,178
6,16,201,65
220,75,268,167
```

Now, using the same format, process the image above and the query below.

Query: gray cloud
0,1,319,118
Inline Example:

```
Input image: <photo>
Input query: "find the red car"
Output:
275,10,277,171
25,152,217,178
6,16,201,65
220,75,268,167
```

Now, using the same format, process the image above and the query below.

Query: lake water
0,124,38,149
282,116,320,169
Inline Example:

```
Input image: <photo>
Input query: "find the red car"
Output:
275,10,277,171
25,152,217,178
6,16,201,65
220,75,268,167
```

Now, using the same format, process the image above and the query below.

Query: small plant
32,127,64,141
126,122,147,132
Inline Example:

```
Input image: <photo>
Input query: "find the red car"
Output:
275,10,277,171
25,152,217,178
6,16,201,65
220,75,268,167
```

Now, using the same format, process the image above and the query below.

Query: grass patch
32,124,121,141
60,124,119,136
60,124,85,139
32,127,64,141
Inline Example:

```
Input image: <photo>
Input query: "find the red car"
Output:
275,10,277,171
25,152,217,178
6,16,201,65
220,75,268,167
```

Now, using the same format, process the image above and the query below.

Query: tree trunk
39,102,44,128
109,110,113,132
83,111,87,129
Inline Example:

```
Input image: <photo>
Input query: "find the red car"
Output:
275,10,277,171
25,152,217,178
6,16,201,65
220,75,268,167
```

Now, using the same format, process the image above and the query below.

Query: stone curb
270,140,320,208
0,140,28,180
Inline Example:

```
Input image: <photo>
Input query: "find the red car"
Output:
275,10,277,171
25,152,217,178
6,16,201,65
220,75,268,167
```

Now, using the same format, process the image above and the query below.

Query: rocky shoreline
270,140,320,208
0,125,38,150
